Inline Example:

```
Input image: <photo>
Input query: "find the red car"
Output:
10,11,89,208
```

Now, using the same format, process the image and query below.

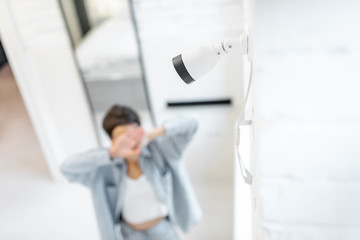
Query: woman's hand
109,126,144,159
109,125,165,159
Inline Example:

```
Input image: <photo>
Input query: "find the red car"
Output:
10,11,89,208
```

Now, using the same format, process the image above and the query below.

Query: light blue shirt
61,116,203,240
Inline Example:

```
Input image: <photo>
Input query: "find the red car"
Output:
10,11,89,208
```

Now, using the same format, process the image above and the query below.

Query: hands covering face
109,125,145,160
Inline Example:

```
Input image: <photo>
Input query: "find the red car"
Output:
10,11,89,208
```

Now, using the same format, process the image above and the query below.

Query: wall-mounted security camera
171,34,253,185
172,34,248,84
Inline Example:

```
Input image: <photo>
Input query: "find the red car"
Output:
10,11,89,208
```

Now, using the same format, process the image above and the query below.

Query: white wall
132,1,246,239
0,0,99,181
253,0,360,239
132,0,245,182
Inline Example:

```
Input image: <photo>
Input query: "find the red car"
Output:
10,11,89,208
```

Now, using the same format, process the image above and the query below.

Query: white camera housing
172,34,248,84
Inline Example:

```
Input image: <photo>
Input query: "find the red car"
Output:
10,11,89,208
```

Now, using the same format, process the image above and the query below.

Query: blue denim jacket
61,117,203,240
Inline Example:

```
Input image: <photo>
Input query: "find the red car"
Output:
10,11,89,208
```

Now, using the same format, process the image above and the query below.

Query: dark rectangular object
74,0,91,36
0,40,7,68
167,98,232,107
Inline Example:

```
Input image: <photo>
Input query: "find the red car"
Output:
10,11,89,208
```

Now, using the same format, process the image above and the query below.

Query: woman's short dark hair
102,105,141,138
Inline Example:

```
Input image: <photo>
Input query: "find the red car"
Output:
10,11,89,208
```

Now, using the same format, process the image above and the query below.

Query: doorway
0,57,51,184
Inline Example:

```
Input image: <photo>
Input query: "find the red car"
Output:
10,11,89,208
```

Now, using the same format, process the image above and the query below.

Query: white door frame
0,0,99,181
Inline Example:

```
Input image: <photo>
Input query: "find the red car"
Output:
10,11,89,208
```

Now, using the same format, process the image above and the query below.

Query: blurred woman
61,105,202,240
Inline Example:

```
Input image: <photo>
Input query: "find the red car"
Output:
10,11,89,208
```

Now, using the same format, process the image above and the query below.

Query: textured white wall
253,0,360,239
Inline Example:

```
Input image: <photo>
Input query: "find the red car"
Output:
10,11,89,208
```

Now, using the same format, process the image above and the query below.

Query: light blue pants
120,218,179,240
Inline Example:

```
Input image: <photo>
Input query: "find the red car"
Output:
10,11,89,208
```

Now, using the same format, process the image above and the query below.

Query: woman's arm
61,149,114,186
155,116,199,160
143,116,198,146
163,116,198,140
143,126,166,145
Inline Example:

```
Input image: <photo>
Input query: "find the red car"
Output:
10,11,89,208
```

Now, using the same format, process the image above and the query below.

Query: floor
0,63,234,239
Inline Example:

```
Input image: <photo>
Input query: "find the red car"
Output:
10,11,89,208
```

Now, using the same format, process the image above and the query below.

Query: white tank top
122,175,169,224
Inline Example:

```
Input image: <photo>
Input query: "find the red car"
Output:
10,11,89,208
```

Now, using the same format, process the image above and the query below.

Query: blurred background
1,0,360,240
0,0,248,239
